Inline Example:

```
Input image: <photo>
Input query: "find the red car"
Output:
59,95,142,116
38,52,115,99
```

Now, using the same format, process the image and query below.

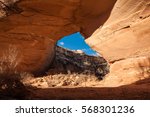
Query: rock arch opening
49,32,109,79
0,0,117,76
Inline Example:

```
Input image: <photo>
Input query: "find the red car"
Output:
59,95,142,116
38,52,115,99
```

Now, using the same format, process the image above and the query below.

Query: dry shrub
0,0,22,17
0,74,27,99
0,45,27,99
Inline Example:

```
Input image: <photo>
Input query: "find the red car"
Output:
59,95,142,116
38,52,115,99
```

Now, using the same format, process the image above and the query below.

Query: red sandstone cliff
86,0,150,86
0,0,149,87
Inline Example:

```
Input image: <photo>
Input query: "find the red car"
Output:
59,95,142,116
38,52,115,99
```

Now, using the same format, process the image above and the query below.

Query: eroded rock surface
0,0,149,88
102,56,150,87
86,0,150,86
52,46,109,79
0,34,55,75
0,0,116,75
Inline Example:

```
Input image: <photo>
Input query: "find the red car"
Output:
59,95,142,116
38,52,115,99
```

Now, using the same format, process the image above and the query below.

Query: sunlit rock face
86,0,150,86
0,0,149,85
0,0,116,75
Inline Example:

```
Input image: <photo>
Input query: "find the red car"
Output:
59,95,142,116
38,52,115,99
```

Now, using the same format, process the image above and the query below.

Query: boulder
0,33,55,75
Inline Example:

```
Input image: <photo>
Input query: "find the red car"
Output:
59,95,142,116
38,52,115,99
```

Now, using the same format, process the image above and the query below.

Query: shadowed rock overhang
0,0,116,74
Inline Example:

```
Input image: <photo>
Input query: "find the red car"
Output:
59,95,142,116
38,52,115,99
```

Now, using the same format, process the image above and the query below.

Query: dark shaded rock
53,46,109,79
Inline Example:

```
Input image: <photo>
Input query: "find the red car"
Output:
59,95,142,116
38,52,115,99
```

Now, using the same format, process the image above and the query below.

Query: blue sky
57,32,99,56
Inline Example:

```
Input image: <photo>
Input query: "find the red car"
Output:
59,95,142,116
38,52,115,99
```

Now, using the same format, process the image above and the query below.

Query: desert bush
0,73,27,99
0,45,27,99
0,44,19,74
0,0,22,17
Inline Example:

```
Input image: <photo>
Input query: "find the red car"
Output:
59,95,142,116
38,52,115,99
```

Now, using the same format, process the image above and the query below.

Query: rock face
0,0,149,87
102,56,150,87
0,34,55,75
53,46,109,79
0,0,116,75
86,0,150,86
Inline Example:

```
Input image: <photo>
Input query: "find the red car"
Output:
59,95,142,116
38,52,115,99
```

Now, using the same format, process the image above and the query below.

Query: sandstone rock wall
0,0,149,85
86,0,150,86
0,0,116,75
0,33,55,75
86,0,150,61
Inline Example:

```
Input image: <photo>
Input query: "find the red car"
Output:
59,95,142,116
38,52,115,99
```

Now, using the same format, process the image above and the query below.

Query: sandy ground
0,71,150,100
19,73,150,100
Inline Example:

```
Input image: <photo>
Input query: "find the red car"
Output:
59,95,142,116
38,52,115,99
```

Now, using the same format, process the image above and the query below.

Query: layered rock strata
53,46,109,79
86,0,150,86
